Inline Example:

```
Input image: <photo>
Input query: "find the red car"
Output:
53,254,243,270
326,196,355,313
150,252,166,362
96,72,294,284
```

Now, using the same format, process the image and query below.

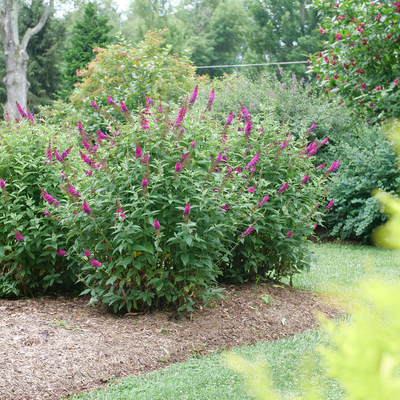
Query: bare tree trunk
0,0,54,119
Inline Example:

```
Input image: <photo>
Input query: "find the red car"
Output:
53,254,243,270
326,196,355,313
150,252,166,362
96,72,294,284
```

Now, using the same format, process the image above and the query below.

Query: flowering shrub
45,31,199,132
0,119,78,296
325,124,400,241
34,88,336,312
309,0,400,123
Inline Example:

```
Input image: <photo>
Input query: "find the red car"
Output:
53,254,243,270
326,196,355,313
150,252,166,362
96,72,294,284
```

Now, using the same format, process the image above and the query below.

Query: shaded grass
70,244,398,400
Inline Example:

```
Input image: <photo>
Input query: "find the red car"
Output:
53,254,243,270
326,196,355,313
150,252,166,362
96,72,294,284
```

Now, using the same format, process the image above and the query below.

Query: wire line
196,61,308,69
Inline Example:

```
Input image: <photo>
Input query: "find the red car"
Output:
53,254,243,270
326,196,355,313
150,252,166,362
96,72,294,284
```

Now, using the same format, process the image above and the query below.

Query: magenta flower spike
80,151,93,166
241,106,251,122
16,102,27,118
56,249,67,256
83,249,91,257
68,186,81,197
135,145,143,159
308,147,317,157
206,90,215,110
257,195,269,208
301,174,310,184
246,151,260,170
142,178,148,187
91,101,100,110
90,258,102,267
221,204,230,211
277,182,289,194
15,231,24,242
226,110,234,125
286,231,293,238
78,122,84,134
154,220,161,230
327,160,340,172
175,162,182,173
61,146,73,160
147,97,153,105
82,139,92,153
54,150,64,162
183,203,190,216
27,113,34,122
158,104,163,112
82,201,92,215
307,123,317,133
0,179,5,189
280,140,288,150
319,137,329,147
43,210,50,216
97,129,109,140
239,225,254,238
248,186,256,193
191,140,196,148
107,96,116,106
189,85,199,105
326,199,334,209
244,121,253,138
316,163,325,169
120,101,129,113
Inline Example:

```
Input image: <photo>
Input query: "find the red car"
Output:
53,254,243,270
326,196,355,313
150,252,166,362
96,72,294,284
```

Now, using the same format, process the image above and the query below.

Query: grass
285,242,400,295
71,330,343,400
70,243,399,400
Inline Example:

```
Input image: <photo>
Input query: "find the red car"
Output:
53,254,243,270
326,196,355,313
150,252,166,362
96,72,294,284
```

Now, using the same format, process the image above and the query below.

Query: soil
0,283,341,400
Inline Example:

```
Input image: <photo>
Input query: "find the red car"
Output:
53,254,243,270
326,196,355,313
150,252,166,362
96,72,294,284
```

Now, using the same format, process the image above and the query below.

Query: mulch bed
0,283,340,400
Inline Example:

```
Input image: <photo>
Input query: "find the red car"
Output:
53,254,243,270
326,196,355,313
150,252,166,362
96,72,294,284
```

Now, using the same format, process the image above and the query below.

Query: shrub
0,119,78,296
56,30,198,132
324,124,400,241
309,0,400,124
37,89,333,312
196,71,353,159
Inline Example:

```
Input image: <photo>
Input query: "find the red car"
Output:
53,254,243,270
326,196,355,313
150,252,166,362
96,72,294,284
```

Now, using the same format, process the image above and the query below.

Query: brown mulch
0,284,340,400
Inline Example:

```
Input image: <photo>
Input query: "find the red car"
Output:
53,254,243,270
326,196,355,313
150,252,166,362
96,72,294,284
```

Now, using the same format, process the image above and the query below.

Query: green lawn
70,244,399,400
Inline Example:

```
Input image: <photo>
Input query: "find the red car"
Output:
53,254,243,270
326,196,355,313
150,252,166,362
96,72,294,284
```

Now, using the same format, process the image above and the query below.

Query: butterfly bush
24,87,336,313
0,120,78,297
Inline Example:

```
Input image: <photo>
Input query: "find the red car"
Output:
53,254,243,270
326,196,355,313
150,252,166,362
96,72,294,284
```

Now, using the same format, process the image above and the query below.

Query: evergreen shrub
325,125,400,241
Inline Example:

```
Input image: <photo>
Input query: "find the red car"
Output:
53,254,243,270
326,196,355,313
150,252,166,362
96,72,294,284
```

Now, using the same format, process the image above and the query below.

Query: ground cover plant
1,86,337,312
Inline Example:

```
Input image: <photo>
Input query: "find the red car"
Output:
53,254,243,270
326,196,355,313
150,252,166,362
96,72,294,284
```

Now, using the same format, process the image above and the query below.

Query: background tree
60,1,113,100
0,0,54,118
243,0,323,74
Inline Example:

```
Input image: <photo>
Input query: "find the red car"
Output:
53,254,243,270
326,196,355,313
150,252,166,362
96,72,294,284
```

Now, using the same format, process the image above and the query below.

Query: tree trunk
0,0,54,119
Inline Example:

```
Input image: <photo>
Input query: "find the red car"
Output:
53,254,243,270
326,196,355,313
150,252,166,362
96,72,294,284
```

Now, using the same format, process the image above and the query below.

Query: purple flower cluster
56,249,67,256
257,195,269,208
246,151,260,170
277,182,289,194
239,225,254,238
16,102,27,118
327,160,340,172
15,231,25,242
0,179,5,189
226,111,233,126
241,106,251,122
135,145,143,159
82,201,92,215
68,186,81,197
189,86,198,105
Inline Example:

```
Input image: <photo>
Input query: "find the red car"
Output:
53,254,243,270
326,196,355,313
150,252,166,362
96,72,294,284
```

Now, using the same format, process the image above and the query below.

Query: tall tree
60,1,113,100
244,0,323,74
0,0,54,118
